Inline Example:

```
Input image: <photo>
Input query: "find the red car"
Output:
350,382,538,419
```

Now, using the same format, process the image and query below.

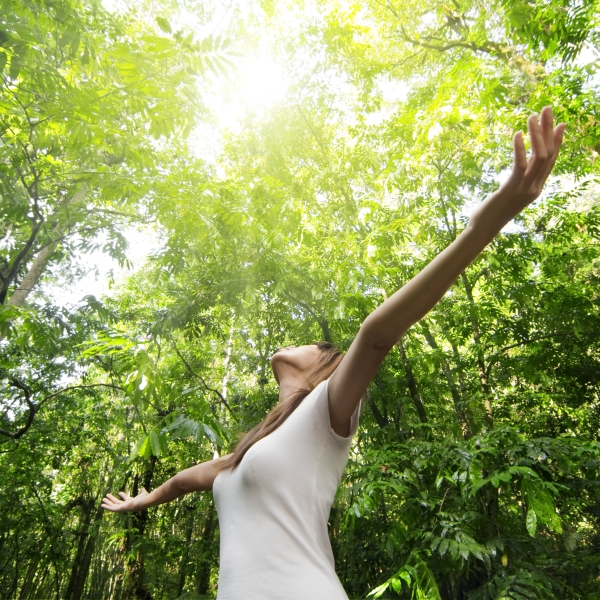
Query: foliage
1,0,600,598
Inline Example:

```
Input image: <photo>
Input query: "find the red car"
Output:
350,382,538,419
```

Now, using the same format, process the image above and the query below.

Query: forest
1,0,600,598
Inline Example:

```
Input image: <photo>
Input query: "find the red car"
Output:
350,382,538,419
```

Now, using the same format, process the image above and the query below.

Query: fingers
522,112,549,186
101,495,119,511
101,491,129,512
523,108,567,191
540,106,555,155
504,130,527,190
555,121,566,147
512,130,527,175
538,121,566,183
504,107,565,202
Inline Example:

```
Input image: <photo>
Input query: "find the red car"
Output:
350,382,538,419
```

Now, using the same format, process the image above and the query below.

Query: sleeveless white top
213,379,361,599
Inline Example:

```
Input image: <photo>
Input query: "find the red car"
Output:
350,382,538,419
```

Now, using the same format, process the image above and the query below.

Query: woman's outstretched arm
101,456,228,513
328,107,565,436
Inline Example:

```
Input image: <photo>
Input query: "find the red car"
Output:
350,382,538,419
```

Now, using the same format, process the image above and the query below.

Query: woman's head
217,341,343,473
270,341,342,388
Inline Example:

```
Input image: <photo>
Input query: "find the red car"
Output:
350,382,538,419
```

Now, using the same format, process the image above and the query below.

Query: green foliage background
1,0,600,598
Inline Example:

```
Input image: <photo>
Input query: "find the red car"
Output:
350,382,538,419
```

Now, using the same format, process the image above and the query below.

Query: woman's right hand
101,488,149,513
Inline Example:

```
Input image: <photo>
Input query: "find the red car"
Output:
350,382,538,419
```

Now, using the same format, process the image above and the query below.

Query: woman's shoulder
309,378,361,446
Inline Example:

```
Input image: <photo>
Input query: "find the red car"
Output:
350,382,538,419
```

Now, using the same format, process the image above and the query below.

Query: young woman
102,107,565,599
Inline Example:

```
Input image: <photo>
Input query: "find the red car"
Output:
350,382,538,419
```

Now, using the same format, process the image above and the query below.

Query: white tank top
213,378,361,599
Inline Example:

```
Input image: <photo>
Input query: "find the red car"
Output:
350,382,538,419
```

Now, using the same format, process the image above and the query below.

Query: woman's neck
276,367,310,404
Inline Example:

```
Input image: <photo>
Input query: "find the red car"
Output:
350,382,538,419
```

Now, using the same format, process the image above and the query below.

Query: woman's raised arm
328,107,565,436
101,456,228,513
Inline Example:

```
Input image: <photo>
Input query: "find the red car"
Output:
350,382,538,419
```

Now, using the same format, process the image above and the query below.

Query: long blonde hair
216,342,343,472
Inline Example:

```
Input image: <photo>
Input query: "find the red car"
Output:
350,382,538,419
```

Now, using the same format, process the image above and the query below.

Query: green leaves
125,404,227,463
369,554,442,599
127,414,222,462
8,54,20,79
526,507,537,537
155,17,172,34
346,427,593,597
149,430,168,457
521,478,562,535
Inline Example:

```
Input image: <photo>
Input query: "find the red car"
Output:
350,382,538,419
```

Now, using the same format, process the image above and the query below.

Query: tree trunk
175,510,195,597
367,388,388,428
67,499,108,600
18,554,41,599
461,273,494,428
0,187,88,341
221,310,235,399
6,240,58,309
421,321,476,438
194,503,217,596
64,498,96,600
5,188,88,307
396,338,428,425
319,318,332,343
124,459,156,600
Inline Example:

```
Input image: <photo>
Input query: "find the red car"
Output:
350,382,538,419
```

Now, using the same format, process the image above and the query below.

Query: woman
102,108,565,599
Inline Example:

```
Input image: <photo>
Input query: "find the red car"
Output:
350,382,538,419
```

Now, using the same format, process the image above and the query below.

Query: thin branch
484,332,574,379
394,21,543,79
284,291,320,320
38,383,126,406
171,341,236,419
0,382,125,441
283,291,332,342
0,378,36,440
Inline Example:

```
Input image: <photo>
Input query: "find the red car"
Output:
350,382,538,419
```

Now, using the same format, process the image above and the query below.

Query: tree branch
484,332,574,380
0,382,125,441
0,378,37,440
171,341,236,419
284,291,333,342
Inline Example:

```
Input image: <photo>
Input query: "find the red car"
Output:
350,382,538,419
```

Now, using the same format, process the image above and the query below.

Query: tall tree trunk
0,187,89,345
396,338,428,425
175,510,196,597
377,290,425,428
64,498,96,600
319,318,332,343
3,187,87,310
30,562,51,599
9,535,19,600
6,240,58,309
18,554,41,599
194,502,217,596
221,310,235,399
421,321,476,438
461,273,494,428
67,496,109,600
368,388,388,429
124,458,156,600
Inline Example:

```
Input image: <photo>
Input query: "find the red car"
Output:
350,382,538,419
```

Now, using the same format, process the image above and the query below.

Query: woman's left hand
101,488,149,513
469,106,565,235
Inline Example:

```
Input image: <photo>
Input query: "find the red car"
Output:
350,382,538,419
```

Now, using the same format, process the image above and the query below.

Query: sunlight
214,50,290,137
189,52,289,162
236,53,288,112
